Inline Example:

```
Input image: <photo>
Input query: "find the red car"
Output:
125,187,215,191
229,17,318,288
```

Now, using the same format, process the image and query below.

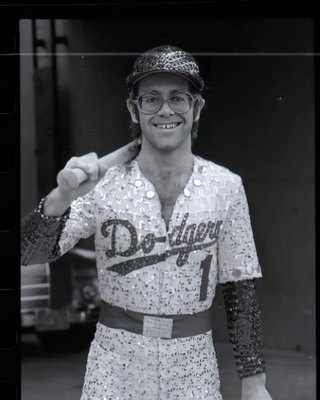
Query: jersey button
183,188,191,197
146,190,155,199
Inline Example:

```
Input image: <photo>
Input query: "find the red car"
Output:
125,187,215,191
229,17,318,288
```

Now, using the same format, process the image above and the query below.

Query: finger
57,168,86,191
65,152,98,169
86,162,100,181
64,159,98,177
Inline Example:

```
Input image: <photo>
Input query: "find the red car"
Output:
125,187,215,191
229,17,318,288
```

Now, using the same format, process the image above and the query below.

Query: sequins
21,197,70,265
126,45,205,92
216,175,261,284
134,179,143,187
80,323,222,400
232,268,242,279
221,279,266,379
21,155,264,399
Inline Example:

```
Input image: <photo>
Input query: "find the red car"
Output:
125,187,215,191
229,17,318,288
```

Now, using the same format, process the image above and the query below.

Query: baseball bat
56,140,140,191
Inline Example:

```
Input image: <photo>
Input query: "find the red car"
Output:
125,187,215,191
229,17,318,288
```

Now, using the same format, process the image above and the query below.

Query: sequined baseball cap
126,45,204,92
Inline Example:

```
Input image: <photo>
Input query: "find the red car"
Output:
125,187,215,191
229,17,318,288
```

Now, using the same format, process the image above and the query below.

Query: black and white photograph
20,17,315,400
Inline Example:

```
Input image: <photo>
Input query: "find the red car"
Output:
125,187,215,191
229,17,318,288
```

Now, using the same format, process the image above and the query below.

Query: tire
36,323,96,352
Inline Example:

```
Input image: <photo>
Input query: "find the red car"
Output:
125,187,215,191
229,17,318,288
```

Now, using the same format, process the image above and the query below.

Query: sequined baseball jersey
46,155,261,400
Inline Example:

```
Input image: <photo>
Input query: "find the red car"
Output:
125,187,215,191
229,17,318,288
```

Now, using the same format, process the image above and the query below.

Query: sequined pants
80,322,223,400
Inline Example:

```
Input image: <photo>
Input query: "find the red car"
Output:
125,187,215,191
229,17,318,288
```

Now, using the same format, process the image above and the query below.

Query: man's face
127,72,201,152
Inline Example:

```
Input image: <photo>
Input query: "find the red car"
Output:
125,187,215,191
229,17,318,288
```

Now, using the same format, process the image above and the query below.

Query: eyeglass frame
130,90,196,115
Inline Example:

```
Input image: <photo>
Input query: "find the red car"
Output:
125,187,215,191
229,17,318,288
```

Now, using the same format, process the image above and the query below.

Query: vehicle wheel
36,323,96,352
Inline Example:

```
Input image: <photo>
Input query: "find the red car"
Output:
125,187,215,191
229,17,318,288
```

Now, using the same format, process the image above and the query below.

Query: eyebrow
139,89,186,95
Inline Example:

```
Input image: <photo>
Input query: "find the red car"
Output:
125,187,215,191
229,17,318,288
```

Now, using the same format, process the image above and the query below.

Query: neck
136,137,194,180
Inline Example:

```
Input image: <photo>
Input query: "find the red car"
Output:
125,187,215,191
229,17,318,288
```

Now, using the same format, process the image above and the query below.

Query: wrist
43,187,75,216
242,372,266,388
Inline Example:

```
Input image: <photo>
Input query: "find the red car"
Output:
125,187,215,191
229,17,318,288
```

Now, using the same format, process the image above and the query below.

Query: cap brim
129,70,202,91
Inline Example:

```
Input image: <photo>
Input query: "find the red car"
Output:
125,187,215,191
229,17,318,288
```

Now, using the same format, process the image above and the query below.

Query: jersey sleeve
217,176,262,284
57,189,96,256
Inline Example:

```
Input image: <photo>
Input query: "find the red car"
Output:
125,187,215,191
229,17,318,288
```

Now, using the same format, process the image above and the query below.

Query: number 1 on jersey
199,255,213,301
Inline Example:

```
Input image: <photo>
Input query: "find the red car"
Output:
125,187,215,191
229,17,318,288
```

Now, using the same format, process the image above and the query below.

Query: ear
126,99,140,124
193,97,206,122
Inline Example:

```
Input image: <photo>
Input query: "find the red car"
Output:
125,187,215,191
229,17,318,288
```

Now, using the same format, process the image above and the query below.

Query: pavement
21,333,316,400
215,341,316,400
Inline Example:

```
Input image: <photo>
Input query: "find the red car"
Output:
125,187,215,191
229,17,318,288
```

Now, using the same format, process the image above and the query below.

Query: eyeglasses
132,91,195,115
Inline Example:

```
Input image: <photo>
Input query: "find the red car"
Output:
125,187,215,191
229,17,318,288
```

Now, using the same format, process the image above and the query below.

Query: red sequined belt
99,299,212,339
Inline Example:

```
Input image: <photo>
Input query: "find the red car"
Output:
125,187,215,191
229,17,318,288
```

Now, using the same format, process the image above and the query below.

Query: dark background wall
21,18,315,352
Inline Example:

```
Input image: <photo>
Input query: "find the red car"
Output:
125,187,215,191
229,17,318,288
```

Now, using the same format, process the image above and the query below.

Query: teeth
155,123,179,129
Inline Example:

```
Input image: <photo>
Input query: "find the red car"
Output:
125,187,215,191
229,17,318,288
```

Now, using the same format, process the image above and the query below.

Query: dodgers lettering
101,213,222,275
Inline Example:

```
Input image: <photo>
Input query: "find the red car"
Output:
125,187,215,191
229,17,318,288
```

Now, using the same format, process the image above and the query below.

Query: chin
154,136,188,152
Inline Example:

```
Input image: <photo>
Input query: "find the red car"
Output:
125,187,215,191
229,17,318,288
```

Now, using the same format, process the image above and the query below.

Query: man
21,45,272,399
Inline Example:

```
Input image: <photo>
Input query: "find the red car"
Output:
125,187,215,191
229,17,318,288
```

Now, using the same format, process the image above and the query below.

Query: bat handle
57,168,89,191
56,139,141,191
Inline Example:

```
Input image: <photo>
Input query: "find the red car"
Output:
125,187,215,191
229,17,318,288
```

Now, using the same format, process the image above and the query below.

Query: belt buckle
143,316,173,338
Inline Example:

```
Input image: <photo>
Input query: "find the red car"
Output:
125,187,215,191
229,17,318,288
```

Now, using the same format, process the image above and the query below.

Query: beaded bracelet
36,196,71,223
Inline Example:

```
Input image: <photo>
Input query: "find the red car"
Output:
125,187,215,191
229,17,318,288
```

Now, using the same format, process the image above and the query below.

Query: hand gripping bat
56,140,141,191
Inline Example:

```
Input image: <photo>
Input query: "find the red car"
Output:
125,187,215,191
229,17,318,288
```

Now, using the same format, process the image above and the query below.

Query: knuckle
65,156,82,168
86,152,98,160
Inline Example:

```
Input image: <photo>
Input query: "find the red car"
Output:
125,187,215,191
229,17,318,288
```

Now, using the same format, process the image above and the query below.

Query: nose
157,100,175,116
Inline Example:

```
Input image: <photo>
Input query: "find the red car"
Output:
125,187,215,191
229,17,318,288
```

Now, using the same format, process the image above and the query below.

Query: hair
127,80,204,144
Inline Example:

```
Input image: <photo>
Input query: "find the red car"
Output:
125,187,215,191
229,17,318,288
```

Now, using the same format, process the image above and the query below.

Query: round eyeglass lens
139,93,162,113
169,92,192,113
138,92,193,114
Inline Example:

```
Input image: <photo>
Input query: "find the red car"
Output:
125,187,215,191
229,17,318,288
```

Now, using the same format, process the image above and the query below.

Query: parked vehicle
21,247,100,351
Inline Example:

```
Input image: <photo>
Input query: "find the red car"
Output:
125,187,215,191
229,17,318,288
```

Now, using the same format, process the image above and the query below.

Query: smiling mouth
153,122,181,129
